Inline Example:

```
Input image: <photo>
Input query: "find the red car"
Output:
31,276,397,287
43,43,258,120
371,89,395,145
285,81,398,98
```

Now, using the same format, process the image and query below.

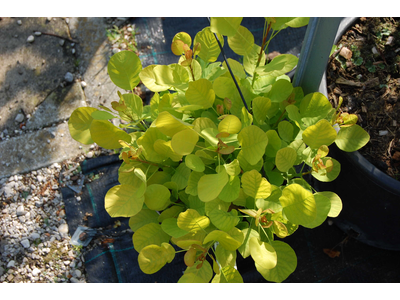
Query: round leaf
171,129,199,156
203,229,242,251
209,209,240,232
138,243,175,274
89,119,131,149
302,193,332,229
177,209,210,232
198,169,229,202
227,25,254,55
185,154,205,172
194,27,223,63
275,147,297,172
302,119,337,149
68,107,97,145
241,170,271,199
107,50,142,90
255,240,297,282
335,124,370,152
105,184,145,218
144,184,171,211
218,115,242,134
279,183,316,226
238,125,269,165
210,17,243,37
185,78,215,109
249,237,277,270
129,209,160,232
132,223,171,253
311,157,341,182
319,191,342,218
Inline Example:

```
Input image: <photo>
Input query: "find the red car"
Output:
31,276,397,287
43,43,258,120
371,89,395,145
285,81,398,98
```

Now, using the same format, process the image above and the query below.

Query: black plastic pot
317,18,400,251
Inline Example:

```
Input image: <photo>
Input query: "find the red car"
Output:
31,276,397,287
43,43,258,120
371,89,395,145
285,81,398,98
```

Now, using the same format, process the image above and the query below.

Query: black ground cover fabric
61,154,400,283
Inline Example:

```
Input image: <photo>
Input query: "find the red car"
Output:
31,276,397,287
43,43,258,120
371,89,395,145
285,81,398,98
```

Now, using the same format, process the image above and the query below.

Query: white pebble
32,268,40,276
34,31,42,36
17,20,22,25
21,239,30,248
80,81,87,88
7,260,16,268
27,35,35,43
59,39,65,46
16,205,26,216
58,223,69,234
379,130,388,136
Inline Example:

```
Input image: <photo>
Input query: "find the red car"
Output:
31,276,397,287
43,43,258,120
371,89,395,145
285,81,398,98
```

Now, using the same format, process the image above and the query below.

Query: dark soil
326,17,400,180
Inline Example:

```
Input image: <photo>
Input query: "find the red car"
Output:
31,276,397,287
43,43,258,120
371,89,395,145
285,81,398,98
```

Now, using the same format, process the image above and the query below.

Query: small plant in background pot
68,17,370,283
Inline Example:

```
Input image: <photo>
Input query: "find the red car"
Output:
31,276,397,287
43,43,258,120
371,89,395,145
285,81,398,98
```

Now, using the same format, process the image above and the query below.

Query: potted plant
68,17,370,282
317,17,400,251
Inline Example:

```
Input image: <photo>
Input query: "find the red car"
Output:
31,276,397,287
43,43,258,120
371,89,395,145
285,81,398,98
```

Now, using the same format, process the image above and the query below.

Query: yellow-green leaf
177,209,210,232
185,154,205,172
129,209,160,232
335,124,370,152
279,183,316,226
275,147,297,172
252,97,271,125
144,184,171,211
132,223,171,253
302,119,337,149
228,25,254,56
194,27,223,63
203,229,242,251
137,127,168,163
197,169,229,202
108,50,142,90
68,107,97,145
138,243,175,274
241,170,271,199
178,260,213,283
89,119,131,149
155,111,193,137
105,184,145,218
255,240,297,283
171,129,199,156
238,125,269,165
185,78,215,109
212,265,243,283
218,115,242,134
249,237,277,270
210,17,243,37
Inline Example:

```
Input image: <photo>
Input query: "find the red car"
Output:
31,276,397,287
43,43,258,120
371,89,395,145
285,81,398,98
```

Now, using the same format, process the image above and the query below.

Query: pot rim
319,17,400,196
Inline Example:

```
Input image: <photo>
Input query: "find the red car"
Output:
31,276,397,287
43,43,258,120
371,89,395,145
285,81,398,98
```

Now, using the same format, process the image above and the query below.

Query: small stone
64,72,74,83
59,39,65,46
86,151,94,158
17,20,22,25
34,31,42,36
71,48,76,54
27,35,35,43
80,81,87,88
15,113,24,123
30,232,40,240
7,260,15,268
31,268,40,276
70,277,80,283
372,46,379,56
379,130,388,136
21,239,30,248
73,269,82,278
58,223,69,234
16,205,26,216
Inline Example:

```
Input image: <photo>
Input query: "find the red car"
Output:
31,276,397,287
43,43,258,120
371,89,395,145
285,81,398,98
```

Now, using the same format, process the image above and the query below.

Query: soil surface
326,17,400,180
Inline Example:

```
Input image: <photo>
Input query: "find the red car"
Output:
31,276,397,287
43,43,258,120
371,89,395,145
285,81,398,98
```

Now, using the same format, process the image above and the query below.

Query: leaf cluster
68,17,370,283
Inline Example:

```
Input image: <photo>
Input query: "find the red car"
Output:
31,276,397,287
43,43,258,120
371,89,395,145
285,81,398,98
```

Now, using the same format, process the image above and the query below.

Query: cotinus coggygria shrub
68,17,370,283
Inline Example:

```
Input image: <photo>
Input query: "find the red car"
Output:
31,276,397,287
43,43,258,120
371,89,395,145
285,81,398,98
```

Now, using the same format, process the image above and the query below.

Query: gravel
0,157,92,283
